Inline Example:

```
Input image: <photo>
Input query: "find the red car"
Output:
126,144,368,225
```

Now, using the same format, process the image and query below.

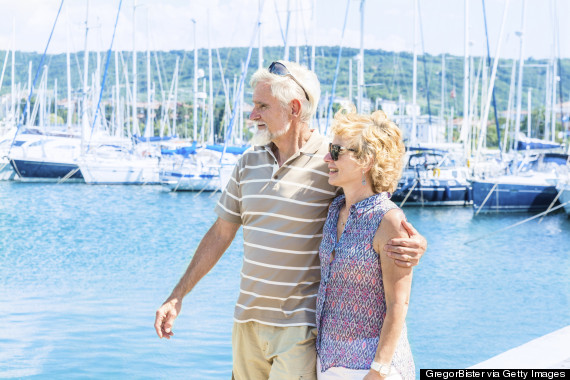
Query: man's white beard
250,124,289,146
250,128,273,146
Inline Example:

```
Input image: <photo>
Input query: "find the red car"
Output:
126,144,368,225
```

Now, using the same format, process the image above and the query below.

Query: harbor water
1,181,569,378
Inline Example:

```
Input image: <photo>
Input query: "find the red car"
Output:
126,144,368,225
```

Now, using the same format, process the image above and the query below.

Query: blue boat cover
206,144,249,155
516,138,561,151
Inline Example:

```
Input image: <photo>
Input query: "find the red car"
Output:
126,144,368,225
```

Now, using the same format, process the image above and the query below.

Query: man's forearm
168,218,239,301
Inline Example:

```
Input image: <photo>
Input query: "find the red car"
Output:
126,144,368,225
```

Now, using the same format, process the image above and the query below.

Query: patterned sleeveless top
315,193,415,380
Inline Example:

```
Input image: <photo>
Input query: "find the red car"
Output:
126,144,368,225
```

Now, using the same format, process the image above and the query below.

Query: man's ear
290,99,302,117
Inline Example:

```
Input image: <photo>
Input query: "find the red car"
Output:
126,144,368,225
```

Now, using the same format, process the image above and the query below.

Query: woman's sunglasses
328,143,357,161
268,61,310,101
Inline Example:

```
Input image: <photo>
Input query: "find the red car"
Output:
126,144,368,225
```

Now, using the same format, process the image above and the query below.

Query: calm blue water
1,181,569,379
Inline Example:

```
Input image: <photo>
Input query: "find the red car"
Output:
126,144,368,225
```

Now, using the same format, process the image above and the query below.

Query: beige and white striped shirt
215,131,339,327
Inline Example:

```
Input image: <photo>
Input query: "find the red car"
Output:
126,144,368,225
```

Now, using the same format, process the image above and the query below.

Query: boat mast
82,0,90,155
192,18,198,142
461,0,470,153
66,4,72,128
145,7,152,138
357,0,365,113
284,0,290,61
258,0,263,69
26,61,31,125
115,49,121,137
527,88,531,139
11,19,16,121
208,11,214,144
411,0,418,146
549,0,558,143
475,0,510,164
441,53,446,141
513,0,527,174
502,60,517,154
173,57,179,137
132,0,139,137
349,59,353,104
311,0,316,72
294,0,299,63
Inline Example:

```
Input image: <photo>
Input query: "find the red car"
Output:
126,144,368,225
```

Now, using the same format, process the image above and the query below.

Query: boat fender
433,168,441,177
466,187,473,202
445,184,451,199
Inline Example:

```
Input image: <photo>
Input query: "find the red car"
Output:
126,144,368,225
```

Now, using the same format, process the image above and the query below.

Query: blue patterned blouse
315,193,415,380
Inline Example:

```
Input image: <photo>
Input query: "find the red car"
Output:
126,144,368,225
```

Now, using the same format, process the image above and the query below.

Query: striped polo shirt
215,131,339,327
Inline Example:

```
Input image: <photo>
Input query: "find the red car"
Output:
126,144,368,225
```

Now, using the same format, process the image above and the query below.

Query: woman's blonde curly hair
331,107,405,193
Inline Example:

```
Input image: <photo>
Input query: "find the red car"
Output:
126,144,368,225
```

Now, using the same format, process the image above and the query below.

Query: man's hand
155,298,182,339
383,220,427,268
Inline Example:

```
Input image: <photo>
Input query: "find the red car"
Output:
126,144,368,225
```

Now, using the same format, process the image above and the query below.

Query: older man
155,60,427,380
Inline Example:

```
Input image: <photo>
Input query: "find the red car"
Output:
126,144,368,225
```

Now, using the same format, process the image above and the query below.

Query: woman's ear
362,156,374,173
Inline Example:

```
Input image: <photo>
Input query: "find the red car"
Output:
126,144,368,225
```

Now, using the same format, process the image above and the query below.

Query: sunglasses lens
329,144,340,161
268,62,288,76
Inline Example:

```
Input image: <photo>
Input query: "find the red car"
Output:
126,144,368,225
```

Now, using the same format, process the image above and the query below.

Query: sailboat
472,148,567,213
391,147,471,206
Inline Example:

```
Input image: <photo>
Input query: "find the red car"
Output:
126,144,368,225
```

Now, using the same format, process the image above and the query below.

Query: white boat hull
79,157,161,185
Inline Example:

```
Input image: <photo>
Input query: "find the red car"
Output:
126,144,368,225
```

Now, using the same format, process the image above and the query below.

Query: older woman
315,108,415,380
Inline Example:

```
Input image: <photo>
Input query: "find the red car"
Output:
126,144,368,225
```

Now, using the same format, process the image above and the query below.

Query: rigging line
551,0,565,138
0,50,9,93
481,0,502,157
299,0,310,50
65,7,85,85
222,3,266,161
9,0,66,155
87,0,123,152
216,48,231,115
324,0,351,135
273,0,287,46
416,0,432,125
465,200,570,245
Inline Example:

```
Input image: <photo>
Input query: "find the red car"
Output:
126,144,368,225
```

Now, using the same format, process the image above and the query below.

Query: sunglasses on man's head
328,143,357,161
268,61,310,101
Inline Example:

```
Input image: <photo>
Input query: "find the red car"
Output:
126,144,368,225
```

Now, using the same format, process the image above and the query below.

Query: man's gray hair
250,60,321,123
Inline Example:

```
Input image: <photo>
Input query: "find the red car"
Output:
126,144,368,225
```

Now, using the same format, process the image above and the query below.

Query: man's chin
250,130,273,146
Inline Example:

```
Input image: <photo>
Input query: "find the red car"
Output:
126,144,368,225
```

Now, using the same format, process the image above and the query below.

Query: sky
0,0,568,60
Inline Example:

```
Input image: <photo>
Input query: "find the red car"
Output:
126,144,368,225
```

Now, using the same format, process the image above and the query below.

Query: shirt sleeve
214,162,242,224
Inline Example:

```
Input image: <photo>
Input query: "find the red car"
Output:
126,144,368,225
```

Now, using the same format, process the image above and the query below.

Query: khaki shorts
231,321,317,380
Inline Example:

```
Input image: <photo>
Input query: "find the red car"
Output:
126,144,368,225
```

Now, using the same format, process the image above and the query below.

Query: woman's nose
323,152,333,162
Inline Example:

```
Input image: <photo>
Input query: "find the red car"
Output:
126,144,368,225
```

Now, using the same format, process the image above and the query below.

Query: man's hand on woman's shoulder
384,220,427,268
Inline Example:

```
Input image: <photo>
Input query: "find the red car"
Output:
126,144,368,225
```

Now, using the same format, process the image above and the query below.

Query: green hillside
1,46,568,143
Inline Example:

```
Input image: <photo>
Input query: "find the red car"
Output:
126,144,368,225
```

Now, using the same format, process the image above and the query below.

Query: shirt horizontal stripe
244,257,320,270
224,190,240,201
243,225,322,239
239,289,317,301
241,194,330,207
216,202,240,216
239,164,274,173
241,272,318,286
282,164,330,177
234,317,316,328
242,211,326,223
243,242,318,255
236,303,316,315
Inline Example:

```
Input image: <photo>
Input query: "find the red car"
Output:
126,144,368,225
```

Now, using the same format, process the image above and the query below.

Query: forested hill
2,46,569,117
